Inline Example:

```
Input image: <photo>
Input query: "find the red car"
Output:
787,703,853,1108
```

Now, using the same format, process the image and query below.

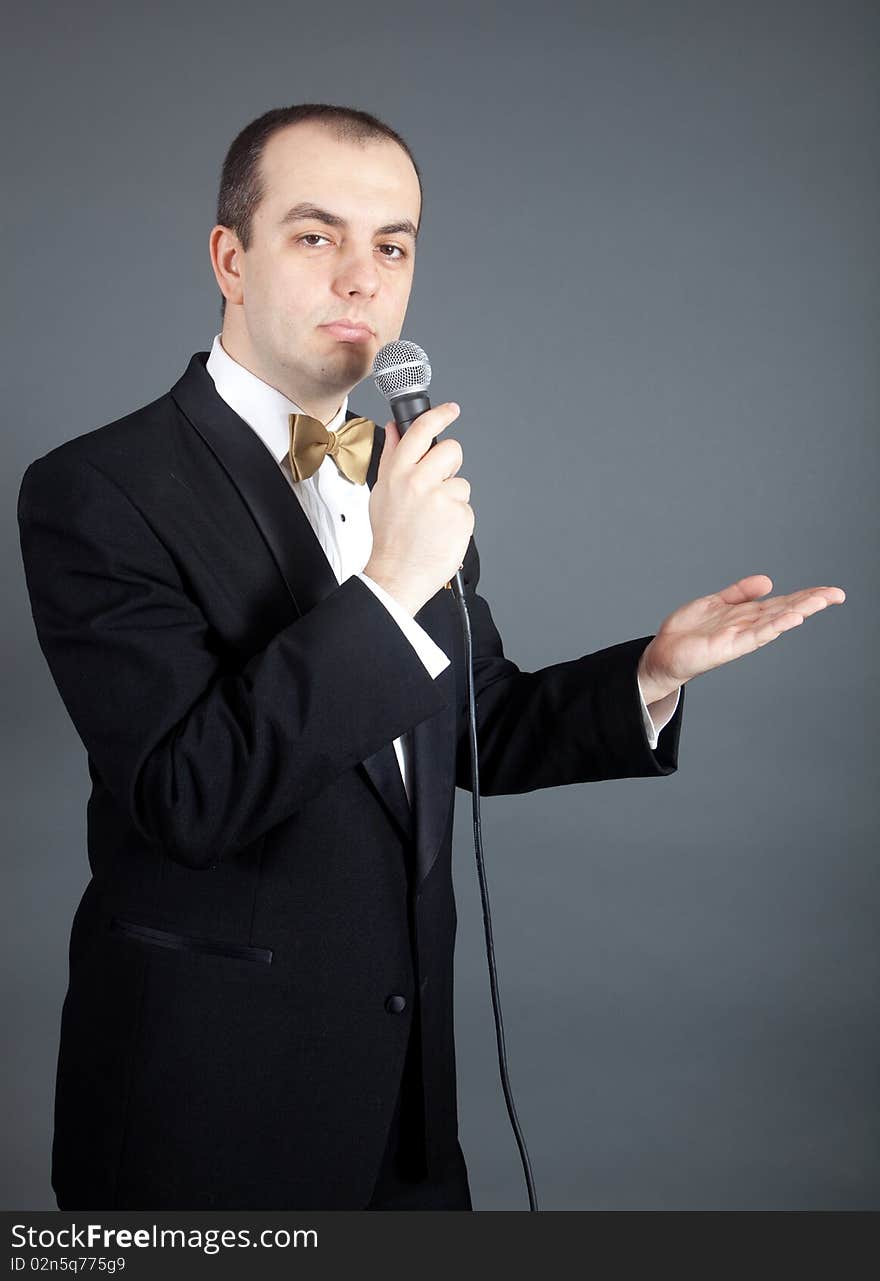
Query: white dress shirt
204,333,680,801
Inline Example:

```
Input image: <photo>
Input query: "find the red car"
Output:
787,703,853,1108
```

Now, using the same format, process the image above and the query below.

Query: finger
748,586,845,621
765,587,845,618
771,598,827,622
376,419,399,475
716,574,774,604
418,437,464,485
784,585,847,607
760,596,839,634
393,403,460,468
442,476,471,502
750,612,805,647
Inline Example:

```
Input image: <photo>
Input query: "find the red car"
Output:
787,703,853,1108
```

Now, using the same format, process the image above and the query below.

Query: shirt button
340,513,346,521
384,994,407,1014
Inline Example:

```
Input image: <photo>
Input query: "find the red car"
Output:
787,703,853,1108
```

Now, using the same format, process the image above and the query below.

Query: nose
333,243,380,299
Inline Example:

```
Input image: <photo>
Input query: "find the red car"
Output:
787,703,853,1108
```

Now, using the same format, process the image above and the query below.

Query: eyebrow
278,202,418,240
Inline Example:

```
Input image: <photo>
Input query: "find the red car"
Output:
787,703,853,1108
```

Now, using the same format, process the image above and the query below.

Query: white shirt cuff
637,674,681,751
355,572,451,679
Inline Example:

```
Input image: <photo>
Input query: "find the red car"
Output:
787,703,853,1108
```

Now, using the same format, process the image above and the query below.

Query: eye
296,234,407,260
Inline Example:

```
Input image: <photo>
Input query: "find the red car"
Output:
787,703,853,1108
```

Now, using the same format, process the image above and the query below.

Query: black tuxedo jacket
17,349,685,1210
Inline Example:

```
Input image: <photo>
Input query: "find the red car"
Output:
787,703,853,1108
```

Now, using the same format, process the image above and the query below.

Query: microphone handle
389,393,466,601
389,390,431,436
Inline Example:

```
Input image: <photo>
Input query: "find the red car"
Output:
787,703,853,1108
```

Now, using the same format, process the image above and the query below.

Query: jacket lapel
170,352,455,887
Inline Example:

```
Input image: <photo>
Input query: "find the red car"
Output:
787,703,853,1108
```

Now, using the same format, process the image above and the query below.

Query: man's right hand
363,402,474,617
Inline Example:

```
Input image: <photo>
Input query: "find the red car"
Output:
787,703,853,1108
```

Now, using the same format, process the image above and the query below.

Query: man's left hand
637,575,847,704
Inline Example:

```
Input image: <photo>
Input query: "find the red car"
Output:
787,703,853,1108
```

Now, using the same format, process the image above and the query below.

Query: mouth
319,319,375,343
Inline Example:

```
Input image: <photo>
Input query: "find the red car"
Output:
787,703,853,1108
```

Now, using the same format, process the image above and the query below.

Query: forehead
257,122,421,224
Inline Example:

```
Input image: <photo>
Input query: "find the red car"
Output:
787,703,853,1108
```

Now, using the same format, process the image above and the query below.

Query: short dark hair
215,104,423,323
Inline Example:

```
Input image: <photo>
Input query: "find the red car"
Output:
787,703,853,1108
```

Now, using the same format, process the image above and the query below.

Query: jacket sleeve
355,569,451,678
17,451,449,869
454,537,685,794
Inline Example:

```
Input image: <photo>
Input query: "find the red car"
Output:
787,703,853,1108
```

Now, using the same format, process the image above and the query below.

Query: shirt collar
204,332,349,466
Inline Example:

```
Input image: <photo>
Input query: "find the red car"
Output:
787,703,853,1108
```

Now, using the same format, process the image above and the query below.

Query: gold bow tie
288,412,376,485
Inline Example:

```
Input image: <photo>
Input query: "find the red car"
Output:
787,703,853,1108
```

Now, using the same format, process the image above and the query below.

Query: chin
334,342,374,368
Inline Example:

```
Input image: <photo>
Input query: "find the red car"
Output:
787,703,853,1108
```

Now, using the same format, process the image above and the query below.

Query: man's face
212,121,421,416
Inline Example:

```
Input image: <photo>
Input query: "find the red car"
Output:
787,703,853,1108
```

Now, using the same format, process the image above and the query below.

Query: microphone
371,340,465,601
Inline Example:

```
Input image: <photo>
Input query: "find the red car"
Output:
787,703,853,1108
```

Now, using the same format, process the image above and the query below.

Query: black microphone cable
372,341,539,1212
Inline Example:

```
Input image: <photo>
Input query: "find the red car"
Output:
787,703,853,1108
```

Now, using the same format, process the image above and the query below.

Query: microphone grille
372,340,432,400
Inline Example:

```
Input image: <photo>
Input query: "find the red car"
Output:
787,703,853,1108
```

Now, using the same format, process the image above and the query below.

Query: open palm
643,574,846,689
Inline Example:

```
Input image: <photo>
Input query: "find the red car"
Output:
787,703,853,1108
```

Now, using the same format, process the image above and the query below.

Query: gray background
3,0,877,1210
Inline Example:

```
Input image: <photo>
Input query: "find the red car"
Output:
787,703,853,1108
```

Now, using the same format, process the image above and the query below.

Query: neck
219,327,346,425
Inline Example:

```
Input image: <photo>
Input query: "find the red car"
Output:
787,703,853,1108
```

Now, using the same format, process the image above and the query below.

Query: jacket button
385,994,407,1014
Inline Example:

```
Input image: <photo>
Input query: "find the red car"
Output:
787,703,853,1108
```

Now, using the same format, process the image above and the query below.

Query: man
17,104,843,1211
